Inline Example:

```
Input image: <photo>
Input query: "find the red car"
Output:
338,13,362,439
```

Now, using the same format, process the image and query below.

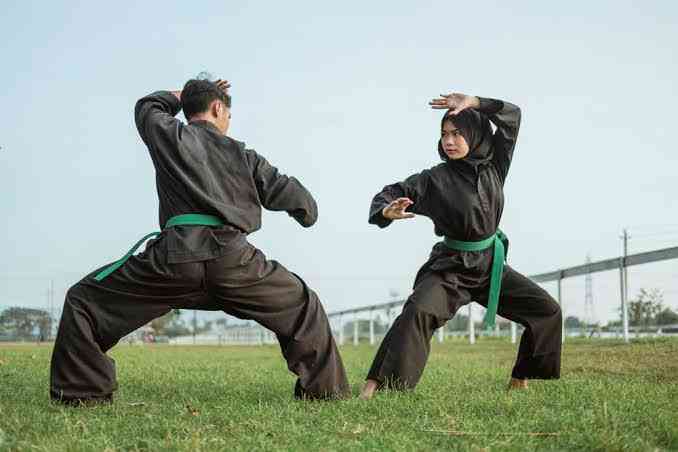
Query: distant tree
565,316,582,328
628,288,664,327
199,321,214,334
153,310,191,338
149,310,175,335
164,323,191,338
0,307,51,340
655,307,678,325
447,314,469,331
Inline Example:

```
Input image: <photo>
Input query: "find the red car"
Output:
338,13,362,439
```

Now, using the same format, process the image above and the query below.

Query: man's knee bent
63,283,89,312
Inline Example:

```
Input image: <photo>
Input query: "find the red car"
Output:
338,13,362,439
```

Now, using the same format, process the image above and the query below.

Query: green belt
443,230,508,328
93,214,224,282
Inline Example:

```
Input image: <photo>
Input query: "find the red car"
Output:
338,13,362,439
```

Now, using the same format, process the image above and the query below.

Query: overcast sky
2,1,677,325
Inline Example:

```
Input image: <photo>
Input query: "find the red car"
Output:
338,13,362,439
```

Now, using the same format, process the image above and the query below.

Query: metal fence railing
326,245,678,345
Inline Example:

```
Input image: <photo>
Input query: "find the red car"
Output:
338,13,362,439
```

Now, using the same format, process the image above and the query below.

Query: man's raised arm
134,90,182,147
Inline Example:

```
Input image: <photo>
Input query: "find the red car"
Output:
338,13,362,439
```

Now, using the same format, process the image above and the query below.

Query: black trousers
367,265,562,389
50,241,349,403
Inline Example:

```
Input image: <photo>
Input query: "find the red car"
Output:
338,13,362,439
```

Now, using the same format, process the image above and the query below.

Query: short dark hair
181,79,231,120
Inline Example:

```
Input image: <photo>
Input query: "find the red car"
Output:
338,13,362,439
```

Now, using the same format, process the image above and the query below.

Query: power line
625,223,678,232
631,231,678,239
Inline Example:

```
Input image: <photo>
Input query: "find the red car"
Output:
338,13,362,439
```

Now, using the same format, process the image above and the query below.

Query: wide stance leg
50,249,207,403
477,265,562,380
207,244,350,400
365,272,471,390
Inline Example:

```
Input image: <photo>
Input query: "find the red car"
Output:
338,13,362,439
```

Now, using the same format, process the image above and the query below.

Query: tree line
2,288,677,340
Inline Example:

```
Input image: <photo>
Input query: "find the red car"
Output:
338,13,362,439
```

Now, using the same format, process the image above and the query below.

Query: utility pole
558,274,564,343
42,279,55,341
369,309,375,345
622,228,631,300
45,286,50,341
353,312,359,346
584,254,594,337
49,279,55,340
620,229,630,342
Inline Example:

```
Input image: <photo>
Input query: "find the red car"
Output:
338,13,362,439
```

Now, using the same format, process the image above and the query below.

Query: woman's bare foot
359,379,379,400
508,377,528,390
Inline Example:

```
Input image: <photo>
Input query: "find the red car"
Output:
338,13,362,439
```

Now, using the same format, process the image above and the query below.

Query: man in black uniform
50,78,349,404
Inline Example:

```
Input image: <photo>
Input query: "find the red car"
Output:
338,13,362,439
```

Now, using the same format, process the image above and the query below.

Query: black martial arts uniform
366,97,562,390
50,91,349,403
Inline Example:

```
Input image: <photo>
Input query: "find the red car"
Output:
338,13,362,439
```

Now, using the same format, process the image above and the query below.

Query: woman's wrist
382,206,391,219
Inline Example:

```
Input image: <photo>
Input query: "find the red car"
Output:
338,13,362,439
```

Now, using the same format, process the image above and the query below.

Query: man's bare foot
508,377,528,390
359,379,379,400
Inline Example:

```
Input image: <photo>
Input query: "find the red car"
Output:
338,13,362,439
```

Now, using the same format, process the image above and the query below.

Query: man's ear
210,100,222,117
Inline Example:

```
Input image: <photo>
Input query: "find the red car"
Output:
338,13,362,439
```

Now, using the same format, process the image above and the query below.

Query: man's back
134,91,317,263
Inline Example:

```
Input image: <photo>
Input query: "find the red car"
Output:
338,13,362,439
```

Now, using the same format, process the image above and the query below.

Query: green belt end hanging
443,230,507,330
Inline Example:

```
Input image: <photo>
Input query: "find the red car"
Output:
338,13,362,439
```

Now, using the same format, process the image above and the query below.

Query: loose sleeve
368,170,430,228
244,148,318,227
134,91,182,150
477,97,521,184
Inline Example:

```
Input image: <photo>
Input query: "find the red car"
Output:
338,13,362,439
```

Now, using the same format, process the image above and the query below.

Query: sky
1,1,677,326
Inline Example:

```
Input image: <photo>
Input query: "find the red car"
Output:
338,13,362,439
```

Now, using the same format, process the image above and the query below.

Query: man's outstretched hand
382,197,415,220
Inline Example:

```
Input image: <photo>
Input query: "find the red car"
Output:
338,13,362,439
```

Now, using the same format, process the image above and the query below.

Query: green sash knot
443,230,508,328
93,214,224,281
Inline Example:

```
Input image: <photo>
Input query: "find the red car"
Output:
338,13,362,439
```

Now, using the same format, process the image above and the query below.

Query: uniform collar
189,120,222,135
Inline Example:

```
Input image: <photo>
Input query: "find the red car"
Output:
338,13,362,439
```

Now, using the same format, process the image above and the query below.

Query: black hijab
437,109,494,172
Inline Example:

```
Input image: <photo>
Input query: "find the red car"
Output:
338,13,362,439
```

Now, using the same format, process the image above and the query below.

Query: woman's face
441,120,470,160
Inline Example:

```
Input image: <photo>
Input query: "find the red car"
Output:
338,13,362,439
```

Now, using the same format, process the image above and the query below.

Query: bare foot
508,377,528,390
359,379,379,400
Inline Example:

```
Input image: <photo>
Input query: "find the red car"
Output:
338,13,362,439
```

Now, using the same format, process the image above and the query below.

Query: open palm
429,93,479,115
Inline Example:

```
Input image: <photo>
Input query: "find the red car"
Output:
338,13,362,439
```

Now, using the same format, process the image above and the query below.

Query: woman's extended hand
382,197,415,220
429,93,480,115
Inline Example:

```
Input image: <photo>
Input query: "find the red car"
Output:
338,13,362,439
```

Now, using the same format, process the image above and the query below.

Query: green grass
1,338,677,451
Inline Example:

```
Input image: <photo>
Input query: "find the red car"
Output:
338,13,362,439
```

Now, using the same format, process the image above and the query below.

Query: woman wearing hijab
360,93,562,400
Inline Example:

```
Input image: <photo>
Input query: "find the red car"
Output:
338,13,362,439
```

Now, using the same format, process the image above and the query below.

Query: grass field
0,338,676,451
